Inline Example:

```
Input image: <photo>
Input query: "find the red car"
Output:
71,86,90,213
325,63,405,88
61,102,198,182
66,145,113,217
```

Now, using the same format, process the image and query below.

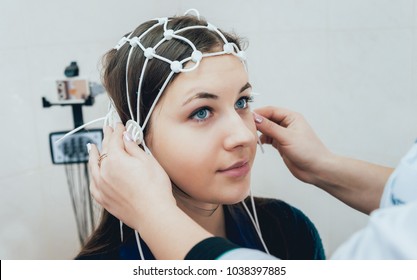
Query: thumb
253,112,289,145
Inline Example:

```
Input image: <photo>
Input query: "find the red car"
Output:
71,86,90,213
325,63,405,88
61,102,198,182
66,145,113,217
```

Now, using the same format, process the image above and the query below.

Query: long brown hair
76,14,244,259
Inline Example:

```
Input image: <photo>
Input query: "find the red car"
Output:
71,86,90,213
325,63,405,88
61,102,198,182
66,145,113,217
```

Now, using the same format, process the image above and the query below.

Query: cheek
242,111,258,145
244,110,257,131
150,127,215,186
147,113,257,203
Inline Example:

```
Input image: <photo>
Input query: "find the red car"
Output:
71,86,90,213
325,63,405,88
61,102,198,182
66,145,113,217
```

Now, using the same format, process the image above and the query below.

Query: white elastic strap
55,117,106,144
134,230,145,260
202,51,227,58
142,140,152,155
136,58,150,124
114,31,135,50
172,33,197,52
140,20,163,41
211,25,229,44
125,47,136,120
184,8,200,19
175,25,209,34
179,57,201,73
141,71,175,130
120,221,124,242
241,201,259,231
257,137,265,153
152,53,172,64
241,196,270,254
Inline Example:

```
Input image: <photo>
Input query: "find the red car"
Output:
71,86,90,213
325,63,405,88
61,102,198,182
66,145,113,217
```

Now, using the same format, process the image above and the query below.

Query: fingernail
86,143,92,153
253,112,263,124
123,131,133,142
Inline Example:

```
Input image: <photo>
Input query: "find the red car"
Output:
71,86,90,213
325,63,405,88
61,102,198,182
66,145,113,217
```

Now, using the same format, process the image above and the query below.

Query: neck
172,185,226,238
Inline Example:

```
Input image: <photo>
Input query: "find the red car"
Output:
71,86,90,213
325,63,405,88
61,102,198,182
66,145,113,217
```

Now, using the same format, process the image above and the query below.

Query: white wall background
1,0,416,259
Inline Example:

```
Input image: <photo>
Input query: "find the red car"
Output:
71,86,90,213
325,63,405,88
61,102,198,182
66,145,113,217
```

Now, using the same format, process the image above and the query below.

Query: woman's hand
253,106,392,214
253,106,333,186
88,123,213,259
88,123,174,231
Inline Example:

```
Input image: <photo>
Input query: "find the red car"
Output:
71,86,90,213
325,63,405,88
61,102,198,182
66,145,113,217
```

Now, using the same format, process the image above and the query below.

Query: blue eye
191,108,211,121
235,96,252,110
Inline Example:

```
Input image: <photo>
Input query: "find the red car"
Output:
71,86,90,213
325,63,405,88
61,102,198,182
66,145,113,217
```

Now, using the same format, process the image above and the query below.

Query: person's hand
253,106,333,185
87,123,174,231
88,123,215,259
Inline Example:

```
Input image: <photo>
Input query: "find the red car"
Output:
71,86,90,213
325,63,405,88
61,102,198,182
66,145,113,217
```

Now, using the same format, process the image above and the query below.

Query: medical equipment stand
43,95,102,246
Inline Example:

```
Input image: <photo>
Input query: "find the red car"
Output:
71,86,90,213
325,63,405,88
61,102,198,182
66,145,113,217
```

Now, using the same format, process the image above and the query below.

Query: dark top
77,197,325,260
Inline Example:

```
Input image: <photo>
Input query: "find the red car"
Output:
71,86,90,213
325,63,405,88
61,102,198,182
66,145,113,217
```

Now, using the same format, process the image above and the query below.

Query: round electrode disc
126,120,143,145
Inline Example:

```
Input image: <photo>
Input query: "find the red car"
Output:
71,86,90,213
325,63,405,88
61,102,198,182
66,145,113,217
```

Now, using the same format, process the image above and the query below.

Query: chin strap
241,192,270,254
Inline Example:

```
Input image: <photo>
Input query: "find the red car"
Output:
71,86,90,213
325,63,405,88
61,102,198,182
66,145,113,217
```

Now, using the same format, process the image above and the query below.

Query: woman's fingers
259,134,273,145
100,123,125,172
88,143,100,178
254,106,295,127
107,123,143,158
102,125,114,152
108,123,125,151
87,143,102,203
123,131,147,158
253,111,289,145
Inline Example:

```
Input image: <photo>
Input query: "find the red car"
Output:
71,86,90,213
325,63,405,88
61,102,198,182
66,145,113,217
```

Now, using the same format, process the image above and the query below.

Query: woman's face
147,54,257,205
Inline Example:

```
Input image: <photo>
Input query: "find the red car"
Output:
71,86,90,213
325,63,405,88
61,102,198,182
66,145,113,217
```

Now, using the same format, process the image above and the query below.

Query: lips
218,160,250,177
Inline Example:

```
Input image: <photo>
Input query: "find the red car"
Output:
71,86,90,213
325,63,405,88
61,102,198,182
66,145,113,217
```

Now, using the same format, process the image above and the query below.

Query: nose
222,111,256,151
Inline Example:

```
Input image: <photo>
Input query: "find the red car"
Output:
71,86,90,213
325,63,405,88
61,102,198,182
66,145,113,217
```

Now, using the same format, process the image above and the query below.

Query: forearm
136,205,214,260
312,154,394,214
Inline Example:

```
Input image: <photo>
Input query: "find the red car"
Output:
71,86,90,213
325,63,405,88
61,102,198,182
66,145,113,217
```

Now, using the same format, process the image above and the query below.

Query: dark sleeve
256,199,326,260
184,237,241,260
288,206,326,260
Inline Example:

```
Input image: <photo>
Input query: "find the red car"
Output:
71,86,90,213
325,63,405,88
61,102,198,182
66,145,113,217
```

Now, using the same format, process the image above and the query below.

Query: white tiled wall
1,0,416,259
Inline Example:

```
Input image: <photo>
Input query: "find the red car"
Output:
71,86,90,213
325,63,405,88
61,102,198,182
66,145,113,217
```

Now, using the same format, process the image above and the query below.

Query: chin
222,186,251,205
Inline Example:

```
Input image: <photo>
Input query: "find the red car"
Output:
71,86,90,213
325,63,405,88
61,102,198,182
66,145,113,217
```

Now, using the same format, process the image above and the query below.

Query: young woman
76,11,325,260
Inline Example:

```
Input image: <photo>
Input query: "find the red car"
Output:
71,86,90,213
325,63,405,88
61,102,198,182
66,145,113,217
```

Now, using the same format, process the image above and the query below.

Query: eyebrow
182,82,252,106
240,82,252,93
